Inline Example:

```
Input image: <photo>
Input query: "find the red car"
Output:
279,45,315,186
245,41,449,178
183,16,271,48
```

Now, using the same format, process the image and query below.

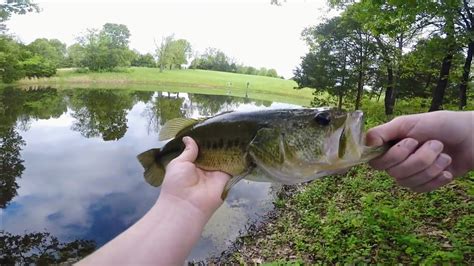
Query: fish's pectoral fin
221,165,255,200
159,117,202,141
137,148,165,187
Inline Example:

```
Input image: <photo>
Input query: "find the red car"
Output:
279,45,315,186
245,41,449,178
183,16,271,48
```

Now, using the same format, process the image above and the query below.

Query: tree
190,47,236,72
76,23,133,71
169,39,191,68
266,68,278,78
66,43,86,67
455,0,473,109
155,35,174,72
0,0,39,32
0,231,95,264
27,38,67,68
155,36,192,71
101,23,130,48
0,36,26,83
131,51,156,68
295,17,358,109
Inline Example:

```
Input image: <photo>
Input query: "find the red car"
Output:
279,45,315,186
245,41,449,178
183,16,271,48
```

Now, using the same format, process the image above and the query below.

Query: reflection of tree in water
70,90,135,141
189,94,273,116
0,128,25,208
189,94,237,116
21,87,67,120
132,90,154,104
0,231,96,264
155,92,185,125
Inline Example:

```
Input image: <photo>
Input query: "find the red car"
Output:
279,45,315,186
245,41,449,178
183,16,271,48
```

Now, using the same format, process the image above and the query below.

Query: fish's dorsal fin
159,117,200,141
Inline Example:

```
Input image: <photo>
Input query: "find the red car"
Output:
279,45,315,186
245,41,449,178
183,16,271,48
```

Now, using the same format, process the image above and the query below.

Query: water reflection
0,87,297,262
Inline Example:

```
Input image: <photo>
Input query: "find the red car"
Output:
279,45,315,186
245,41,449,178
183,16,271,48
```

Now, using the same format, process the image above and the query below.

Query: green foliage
0,36,26,83
0,127,25,208
22,54,56,78
69,89,135,141
75,23,134,71
190,47,236,72
131,51,156,68
190,47,279,78
0,0,39,32
155,35,192,71
298,0,474,113
0,37,60,83
228,99,473,264
0,231,95,264
27,38,67,68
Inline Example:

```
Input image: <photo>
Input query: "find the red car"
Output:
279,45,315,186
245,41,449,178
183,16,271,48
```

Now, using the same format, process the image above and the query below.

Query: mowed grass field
16,67,314,106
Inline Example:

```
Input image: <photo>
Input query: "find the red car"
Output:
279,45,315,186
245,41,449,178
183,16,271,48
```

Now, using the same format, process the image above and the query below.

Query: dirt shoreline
203,184,307,264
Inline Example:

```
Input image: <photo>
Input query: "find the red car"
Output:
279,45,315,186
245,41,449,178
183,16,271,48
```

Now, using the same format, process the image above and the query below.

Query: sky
5,0,332,78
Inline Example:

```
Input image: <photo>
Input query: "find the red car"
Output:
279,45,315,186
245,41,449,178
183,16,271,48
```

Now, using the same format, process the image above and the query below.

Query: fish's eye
314,111,331,126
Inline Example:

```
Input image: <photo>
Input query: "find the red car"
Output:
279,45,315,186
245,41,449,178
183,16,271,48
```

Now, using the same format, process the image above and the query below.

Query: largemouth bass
137,108,387,198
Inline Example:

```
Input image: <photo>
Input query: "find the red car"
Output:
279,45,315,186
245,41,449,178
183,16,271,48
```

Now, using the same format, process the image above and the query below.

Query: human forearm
78,195,210,265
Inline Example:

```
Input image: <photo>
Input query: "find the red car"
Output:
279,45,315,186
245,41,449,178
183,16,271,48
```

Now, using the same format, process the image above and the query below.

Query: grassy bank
15,68,314,106
218,100,473,264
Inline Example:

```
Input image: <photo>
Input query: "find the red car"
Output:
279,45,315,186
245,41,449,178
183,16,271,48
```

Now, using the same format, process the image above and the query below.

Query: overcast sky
6,0,331,78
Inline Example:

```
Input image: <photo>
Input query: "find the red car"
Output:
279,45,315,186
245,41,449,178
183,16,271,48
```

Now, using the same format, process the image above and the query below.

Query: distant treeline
189,48,280,78
0,1,280,83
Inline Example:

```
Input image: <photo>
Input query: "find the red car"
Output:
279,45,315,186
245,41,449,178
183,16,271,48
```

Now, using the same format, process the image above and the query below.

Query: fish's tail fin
137,148,165,187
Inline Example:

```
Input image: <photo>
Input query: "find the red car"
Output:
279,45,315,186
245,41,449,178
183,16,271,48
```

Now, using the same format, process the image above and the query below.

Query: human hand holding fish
78,136,230,265
159,136,231,219
367,110,474,192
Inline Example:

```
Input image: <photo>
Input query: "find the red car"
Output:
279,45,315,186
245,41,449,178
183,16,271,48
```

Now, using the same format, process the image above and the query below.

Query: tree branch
463,0,473,26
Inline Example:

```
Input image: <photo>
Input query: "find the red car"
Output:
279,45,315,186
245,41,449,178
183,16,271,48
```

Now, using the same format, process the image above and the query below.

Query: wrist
152,193,213,225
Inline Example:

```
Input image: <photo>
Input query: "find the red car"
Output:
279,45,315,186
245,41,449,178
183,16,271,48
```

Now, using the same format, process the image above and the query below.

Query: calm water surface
0,87,298,261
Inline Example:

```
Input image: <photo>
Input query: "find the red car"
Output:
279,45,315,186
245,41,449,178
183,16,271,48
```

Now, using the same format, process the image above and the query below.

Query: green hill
17,67,314,106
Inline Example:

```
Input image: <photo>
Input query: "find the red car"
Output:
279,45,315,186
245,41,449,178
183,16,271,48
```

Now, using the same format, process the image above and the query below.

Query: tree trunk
377,87,383,102
429,53,453,111
458,41,473,110
355,69,364,110
338,91,343,110
430,17,456,112
384,66,395,115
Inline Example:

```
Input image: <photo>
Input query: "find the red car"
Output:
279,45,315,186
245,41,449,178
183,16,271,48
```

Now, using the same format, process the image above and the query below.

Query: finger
411,171,453,193
387,140,444,179
369,138,419,170
173,136,199,163
366,115,419,146
396,153,452,188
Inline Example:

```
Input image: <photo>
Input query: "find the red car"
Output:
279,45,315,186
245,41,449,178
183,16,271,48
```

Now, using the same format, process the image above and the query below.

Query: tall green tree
296,17,361,109
0,36,25,82
155,36,192,71
155,35,174,72
27,38,67,68
76,23,133,71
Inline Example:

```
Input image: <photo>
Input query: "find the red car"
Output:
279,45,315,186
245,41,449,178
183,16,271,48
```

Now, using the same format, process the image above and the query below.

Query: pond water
0,87,299,262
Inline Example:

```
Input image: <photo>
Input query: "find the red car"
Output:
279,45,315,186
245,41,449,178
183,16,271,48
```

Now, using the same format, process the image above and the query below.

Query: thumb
366,115,418,147
174,136,199,163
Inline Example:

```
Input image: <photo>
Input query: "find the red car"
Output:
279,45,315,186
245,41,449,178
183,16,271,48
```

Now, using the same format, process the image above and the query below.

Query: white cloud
5,0,330,78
